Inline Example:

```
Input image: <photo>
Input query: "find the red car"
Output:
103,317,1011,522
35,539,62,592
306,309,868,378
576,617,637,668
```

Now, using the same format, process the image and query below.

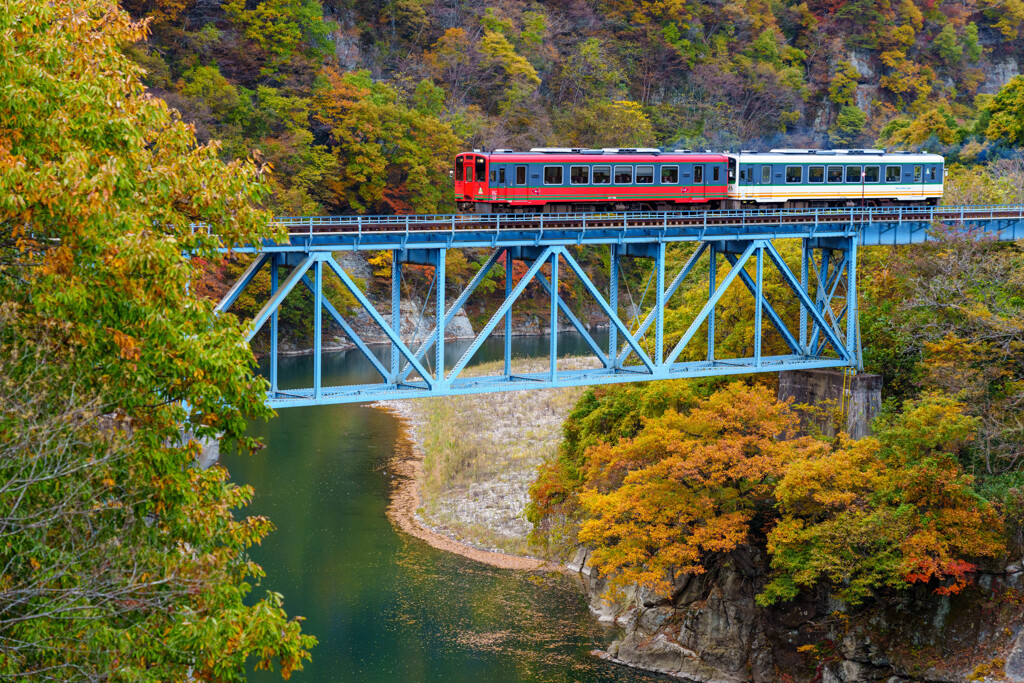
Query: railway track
272,204,1024,236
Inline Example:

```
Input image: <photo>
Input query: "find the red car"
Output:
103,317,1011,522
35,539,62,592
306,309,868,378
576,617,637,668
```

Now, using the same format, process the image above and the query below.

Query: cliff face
569,547,1024,682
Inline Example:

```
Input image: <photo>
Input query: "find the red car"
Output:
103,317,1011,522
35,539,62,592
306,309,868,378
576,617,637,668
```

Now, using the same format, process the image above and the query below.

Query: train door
760,164,774,201
738,161,752,204
488,163,506,203
693,163,706,200
471,155,488,203
509,164,528,205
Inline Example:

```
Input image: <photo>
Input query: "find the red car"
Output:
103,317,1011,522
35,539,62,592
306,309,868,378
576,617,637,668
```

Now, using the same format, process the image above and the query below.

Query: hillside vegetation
124,0,1024,216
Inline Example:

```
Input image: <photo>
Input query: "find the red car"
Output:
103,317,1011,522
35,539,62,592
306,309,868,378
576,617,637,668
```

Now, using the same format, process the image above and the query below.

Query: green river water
223,333,665,682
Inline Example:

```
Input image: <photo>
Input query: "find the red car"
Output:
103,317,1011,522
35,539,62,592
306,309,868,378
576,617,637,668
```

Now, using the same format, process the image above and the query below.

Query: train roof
462,148,727,163
725,149,944,164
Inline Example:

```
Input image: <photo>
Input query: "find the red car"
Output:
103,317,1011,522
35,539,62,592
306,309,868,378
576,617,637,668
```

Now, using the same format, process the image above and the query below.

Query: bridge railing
261,204,1024,237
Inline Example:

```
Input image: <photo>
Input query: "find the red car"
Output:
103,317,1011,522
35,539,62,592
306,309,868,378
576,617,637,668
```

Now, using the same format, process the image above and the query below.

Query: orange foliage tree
577,383,821,594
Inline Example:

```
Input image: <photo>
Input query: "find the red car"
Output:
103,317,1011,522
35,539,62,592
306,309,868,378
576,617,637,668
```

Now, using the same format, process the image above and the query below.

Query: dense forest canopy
121,0,1024,215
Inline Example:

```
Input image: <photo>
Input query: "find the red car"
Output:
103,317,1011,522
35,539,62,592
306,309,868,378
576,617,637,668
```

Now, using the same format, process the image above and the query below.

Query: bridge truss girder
216,237,860,408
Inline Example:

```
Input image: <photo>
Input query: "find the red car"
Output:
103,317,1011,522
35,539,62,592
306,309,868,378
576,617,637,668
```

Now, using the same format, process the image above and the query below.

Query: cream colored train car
723,149,944,208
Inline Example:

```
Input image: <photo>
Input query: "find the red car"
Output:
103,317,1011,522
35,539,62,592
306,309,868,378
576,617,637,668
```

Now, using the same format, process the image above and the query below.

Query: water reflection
225,332,665,681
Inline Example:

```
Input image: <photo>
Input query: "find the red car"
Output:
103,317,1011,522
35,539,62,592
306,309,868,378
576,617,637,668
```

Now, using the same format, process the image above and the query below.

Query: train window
914,165,922,182
694,166,704,183
786,166,802,183
636,166,654,184
661,166,679,183
593,166,611,184
761,166,771,183
455,157,464,181
570,166,590,185
499,168,506,184
516,166,527,185
740,169,746,181
712,166,721,182
465,167,473,182
827,166,843,183
475,156,486,181
928,166,937,181
864,166,879,183
808,166,825,183
845,166,861,183
885,166,901,182
490,170,497,182
544,166,563,185
614,165,633,184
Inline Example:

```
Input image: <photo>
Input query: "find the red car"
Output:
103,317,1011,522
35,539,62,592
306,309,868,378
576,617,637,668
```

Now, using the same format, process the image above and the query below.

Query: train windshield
455,156,464,181
475,156,486,183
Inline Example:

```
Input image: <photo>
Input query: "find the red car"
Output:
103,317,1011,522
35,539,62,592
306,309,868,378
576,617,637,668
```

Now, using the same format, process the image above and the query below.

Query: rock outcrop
569,546,1024,682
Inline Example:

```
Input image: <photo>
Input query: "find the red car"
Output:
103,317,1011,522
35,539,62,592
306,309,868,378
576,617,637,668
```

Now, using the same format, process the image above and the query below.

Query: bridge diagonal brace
722,253,802,355
246,254,315,342
216,252,270,314
559,248,656,373
447,246,554,383
809,252,849,354
300,274,389,381
764,242,851,361
665,241,758,366
323,254,435,389
617,242,708,366
536,272,609,367
398,247,505,384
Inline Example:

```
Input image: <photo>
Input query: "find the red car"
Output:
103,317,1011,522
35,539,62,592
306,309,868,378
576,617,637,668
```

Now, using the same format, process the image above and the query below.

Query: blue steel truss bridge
214,205,1024,409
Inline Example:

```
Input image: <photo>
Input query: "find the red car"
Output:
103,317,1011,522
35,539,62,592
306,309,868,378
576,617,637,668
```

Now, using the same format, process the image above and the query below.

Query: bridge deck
212,205,1024,408
227,204,1024,252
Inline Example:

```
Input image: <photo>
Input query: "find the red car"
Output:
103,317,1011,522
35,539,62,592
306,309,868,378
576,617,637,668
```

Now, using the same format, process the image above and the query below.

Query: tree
0,0,314,677
762,397,1005,606
313,68,462,214
554,100,656,148
828,61,860,107
576,384,819,595
892,223,1024,474
985,76,1024,145
964,22,983,62
224,0,333,65
933,24,962,66
830,105,867,146
878,109,957,147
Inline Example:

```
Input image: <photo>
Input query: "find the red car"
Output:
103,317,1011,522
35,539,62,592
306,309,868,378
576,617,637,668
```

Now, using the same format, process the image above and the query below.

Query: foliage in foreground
533,384,1004,606
0,0,313,678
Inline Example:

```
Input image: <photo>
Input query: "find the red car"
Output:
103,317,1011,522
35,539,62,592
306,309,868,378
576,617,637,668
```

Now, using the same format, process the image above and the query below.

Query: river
224,332,665,682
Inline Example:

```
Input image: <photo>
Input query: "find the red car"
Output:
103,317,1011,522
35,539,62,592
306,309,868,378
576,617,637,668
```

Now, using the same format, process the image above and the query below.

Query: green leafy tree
985,76,1024,145
830,105,867,146
224,0,333,65
0,0,315,677
964,22,983,62
933,24,963,66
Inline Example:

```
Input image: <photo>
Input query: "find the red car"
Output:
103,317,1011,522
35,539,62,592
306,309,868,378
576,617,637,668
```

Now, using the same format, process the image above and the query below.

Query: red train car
454,148,730,213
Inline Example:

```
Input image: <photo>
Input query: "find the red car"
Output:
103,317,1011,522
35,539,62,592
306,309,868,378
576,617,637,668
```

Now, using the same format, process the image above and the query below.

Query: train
453,148,944,213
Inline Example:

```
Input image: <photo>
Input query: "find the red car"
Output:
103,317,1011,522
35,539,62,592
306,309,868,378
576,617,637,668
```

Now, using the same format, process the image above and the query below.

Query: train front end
454,152,491,213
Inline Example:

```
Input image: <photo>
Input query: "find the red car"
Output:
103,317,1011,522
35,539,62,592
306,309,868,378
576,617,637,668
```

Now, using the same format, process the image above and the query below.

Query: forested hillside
123,0,1024,217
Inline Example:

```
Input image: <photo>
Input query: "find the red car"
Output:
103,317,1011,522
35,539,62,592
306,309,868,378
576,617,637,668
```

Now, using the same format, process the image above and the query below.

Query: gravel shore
376,357,598,566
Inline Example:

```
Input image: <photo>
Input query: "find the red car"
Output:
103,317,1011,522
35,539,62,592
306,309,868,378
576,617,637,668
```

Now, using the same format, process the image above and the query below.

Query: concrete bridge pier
778,369,882,439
